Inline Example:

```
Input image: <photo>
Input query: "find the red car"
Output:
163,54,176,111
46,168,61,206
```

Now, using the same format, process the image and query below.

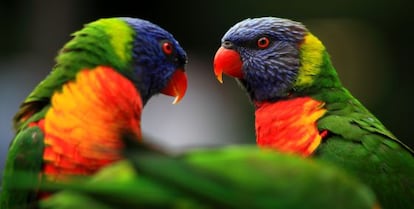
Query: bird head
214,17,336,102
121,18,188,104
79,18,188,105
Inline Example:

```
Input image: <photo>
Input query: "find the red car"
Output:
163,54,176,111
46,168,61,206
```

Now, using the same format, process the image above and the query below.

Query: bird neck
293,33,343,96
254,96,327,156
40,66,142,181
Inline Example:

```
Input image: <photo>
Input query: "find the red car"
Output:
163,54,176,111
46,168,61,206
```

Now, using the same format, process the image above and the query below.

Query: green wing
13,68,73,131
0,126,45,209
13,19,127,131
37,145,378,209
316,89,414,209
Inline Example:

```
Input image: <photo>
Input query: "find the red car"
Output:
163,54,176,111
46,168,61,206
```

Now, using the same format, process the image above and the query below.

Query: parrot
213,17,414,209
0,17,188,209
8,139,380,209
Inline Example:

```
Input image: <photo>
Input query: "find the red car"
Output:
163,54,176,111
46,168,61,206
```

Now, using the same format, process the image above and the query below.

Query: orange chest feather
42,66,143,181
255,97,326,157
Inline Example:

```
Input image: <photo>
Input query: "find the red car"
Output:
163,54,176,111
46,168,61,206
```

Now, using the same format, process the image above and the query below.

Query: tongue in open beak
160,69,187,104
213,46,243,83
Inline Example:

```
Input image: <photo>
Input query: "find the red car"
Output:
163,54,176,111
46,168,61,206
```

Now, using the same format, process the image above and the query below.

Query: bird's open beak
160,69,187,104
213,46,243,83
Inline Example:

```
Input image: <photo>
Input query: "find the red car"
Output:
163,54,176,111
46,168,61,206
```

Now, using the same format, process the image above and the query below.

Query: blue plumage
220,17,306,101
122,18,187,104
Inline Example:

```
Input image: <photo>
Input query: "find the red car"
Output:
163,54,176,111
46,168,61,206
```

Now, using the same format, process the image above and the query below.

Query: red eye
162,42,174,55
257,37,270,49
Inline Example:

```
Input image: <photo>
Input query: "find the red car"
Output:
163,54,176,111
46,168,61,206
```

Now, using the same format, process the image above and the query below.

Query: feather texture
33,145,380,209
255,97,326,156
214,16,414,209
42,66,142,181
1,17,187,209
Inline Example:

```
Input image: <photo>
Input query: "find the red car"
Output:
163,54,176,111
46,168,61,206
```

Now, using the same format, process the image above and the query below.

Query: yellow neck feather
294,33,325,88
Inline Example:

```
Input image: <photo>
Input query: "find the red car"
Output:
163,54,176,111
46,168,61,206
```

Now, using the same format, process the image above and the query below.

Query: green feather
26,145,379,209
2,17,189,209
2,18,136,209
215,17,414,209
13,18,134,131
308,34,414,209
0,126,44,209
290,27,414,209
2,17,152,209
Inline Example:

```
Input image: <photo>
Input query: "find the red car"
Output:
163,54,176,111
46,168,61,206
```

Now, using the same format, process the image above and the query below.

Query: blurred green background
1,0,413,174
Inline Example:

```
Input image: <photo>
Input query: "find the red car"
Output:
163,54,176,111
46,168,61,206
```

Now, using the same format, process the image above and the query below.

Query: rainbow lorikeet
213,17,414,209
15,142,379,209
0,17,187,209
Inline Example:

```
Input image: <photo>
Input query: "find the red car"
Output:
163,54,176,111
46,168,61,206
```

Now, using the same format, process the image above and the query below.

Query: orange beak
213,46,243,83
160,69,187,104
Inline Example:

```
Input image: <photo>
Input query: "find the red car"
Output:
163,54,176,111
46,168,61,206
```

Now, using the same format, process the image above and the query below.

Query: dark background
1,0,413,174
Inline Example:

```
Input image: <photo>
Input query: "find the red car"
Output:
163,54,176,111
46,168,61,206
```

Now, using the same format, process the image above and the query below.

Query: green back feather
304,47,414,209
2,18,136,209
13,18,134,131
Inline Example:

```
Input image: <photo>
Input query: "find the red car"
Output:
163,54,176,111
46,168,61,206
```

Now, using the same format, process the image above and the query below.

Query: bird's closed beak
161,69,187,104
213,46,243,83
